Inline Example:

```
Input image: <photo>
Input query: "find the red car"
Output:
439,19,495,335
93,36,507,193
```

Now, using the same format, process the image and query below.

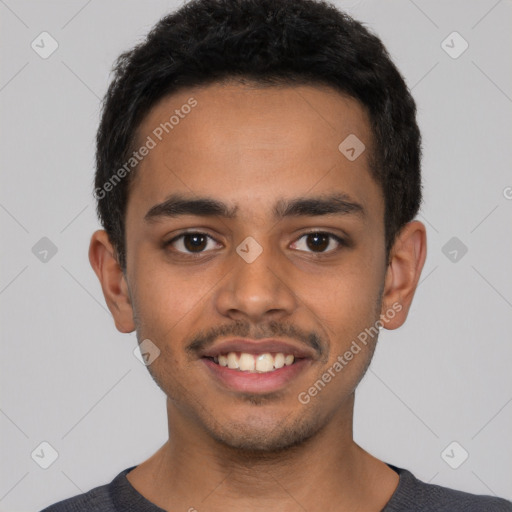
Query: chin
206,412,321,455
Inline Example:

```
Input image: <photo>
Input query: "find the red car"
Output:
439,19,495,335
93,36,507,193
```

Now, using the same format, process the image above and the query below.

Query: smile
207,352,296,373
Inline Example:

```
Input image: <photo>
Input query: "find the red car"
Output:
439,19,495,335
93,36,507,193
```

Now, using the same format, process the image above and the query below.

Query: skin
89,81,427,511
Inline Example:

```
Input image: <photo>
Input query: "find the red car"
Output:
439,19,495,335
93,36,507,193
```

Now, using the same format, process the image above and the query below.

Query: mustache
186,319,324,357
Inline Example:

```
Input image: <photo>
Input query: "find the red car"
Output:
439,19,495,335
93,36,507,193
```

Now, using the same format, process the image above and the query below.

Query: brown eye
291,232,345,254
166,232,220,254
306,233,329,252
183,233,208,252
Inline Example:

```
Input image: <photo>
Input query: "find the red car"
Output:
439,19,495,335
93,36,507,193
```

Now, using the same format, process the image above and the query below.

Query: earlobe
380,221,427,330
88,230,135,333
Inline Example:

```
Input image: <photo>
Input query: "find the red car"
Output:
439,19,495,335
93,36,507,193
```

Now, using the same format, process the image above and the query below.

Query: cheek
129,249,183,336
292,253,384,387
298,261,383,327
299,278,381,406
129,249,222,345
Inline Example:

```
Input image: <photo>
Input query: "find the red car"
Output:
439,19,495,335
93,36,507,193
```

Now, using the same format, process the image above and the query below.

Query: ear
88,230,135,333
380,221,427,330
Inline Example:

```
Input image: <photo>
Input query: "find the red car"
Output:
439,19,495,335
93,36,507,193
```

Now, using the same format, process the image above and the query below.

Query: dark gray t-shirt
40,464,512,511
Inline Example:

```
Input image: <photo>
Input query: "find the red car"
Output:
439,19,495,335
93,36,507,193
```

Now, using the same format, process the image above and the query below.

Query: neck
127,394,398,511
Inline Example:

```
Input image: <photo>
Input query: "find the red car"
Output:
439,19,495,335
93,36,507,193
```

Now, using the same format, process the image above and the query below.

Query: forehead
128,81,381,221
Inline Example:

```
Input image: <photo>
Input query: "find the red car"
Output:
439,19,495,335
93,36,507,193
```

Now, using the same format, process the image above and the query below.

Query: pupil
307,233,328,252
184,234,206,252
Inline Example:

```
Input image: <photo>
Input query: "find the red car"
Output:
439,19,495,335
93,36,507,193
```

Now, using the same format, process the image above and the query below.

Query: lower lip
202,358,311,394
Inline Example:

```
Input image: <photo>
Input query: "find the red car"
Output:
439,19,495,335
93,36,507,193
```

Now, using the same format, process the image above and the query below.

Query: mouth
204,351,299,373
198,339,315,394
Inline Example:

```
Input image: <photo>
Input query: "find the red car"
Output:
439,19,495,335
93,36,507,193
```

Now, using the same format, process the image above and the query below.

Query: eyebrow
144,193,365,222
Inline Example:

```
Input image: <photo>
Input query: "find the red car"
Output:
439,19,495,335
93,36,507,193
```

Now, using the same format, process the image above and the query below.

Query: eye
165,232,221,254
290,232,345,254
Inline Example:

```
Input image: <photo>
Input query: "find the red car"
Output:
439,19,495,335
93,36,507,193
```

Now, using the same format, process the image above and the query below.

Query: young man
42,0,512,510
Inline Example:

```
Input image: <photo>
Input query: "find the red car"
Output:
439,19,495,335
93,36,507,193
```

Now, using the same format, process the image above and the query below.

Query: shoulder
39,485,112,512
38,467,134,512
384,465,512,512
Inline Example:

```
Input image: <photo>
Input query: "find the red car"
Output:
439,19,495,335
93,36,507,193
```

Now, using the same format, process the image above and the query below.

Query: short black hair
95,0,422,271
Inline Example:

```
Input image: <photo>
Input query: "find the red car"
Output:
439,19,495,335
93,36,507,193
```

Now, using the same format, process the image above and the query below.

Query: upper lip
199,338,317,359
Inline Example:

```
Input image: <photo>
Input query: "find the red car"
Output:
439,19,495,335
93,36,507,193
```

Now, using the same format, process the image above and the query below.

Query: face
98,82,411,452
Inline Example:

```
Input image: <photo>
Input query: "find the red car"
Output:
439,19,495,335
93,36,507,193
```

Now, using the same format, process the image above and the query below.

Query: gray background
1,0,511,510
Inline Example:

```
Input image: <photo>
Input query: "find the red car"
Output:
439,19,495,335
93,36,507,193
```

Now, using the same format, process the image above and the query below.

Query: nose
213,239,298,324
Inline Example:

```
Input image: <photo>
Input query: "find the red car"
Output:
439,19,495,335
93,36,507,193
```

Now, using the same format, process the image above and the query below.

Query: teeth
274,353,285,369
212,352,296,373
255,353,274,372
227,352,239,369
239,353,255,371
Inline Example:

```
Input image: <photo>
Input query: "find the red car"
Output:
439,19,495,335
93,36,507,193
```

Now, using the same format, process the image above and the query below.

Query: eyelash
164,231,347,257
